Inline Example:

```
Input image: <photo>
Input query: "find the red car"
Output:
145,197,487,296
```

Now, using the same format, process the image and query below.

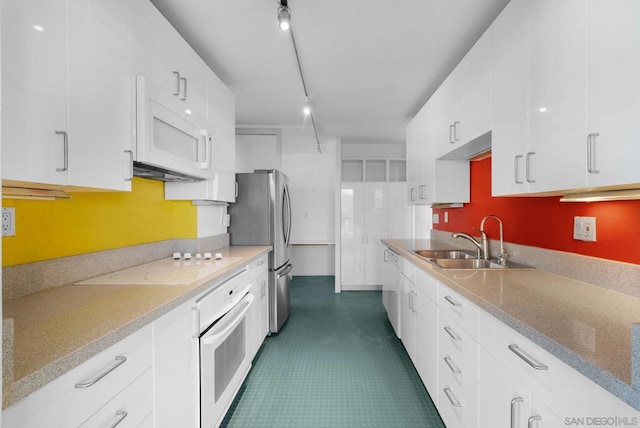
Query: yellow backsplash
2,178,197,267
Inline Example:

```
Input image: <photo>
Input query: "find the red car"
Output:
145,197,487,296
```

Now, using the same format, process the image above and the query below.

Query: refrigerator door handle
282,184,292,247
277,263,293,278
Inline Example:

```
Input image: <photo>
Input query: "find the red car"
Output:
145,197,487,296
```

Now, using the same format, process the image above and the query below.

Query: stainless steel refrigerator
229,170,292,333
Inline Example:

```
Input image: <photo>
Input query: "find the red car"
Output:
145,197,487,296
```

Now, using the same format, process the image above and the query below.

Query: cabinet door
456,29,492,146
67,0,133,191
131,0,206,124
406,115,421,205
340,182,365,285
399,275,416,361
433,74,458,159
152,300,198,428
414,287,438,400
528,0,587,193
364,182,388,285
1,0,68,186
479,348,531,428
490,0,530,196
587,0,640,188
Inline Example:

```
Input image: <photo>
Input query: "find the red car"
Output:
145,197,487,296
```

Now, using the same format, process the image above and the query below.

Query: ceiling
149,0,510,145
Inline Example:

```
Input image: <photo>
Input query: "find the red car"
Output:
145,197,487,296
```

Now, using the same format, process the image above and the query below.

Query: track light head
278,6,291,31
303,97,312,116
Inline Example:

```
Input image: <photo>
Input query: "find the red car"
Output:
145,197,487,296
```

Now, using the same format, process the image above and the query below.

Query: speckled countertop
2,246,271,409
383,239,640,410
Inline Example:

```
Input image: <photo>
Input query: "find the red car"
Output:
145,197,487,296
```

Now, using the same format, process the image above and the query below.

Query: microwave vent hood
133,162,203,182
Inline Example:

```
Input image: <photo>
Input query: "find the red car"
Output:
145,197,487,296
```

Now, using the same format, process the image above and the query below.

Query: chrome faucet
451,232,486,260
480,214,508,265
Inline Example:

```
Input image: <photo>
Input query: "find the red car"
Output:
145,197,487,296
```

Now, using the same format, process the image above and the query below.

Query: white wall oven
195,269,254,428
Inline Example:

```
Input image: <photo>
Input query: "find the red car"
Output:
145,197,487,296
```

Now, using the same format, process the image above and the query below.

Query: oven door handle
201,293,255,346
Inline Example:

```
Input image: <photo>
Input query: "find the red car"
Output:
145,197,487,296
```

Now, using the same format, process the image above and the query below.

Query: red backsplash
432,157,640,265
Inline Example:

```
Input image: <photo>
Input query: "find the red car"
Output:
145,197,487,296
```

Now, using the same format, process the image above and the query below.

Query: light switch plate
2,207,15,237
573,216,596,242
433,213,440,224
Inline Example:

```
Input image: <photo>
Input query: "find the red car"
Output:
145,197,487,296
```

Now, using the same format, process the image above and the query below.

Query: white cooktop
75,257,243,286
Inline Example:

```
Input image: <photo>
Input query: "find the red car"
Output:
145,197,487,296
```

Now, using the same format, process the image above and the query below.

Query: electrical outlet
573,216,596,242
2,207,16,237
432,213,440,224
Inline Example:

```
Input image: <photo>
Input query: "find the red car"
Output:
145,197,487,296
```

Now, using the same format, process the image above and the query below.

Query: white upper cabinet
2,0,134,191
527,0,587,193
67,0,134,191
433,30,492,159
2,0,69,187
492,0,640,195
586,0,640,188
131,0,207,127
453,29,492,150
490,0,529,196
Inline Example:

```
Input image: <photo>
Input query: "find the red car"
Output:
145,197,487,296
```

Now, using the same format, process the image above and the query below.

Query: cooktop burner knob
172,252,181,260
184,252,192,260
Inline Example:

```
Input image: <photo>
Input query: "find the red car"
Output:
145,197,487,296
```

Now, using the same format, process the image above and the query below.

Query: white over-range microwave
132,75,213,182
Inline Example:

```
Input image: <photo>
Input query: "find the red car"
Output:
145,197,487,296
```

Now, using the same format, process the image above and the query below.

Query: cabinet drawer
438,284,479,338
3,325,152,428
415,268,438,303
79,368,153,428
438,362,478,428
439,311,478,414
479,311,640,420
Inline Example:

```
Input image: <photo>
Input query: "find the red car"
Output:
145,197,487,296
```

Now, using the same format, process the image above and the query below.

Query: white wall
235,126,338,276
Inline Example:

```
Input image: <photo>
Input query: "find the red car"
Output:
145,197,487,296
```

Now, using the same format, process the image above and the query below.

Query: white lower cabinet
413,269,438,397
248,255,269,360
478,347,563,428
382,248,402,337
3,326,153,428
152,299,199,428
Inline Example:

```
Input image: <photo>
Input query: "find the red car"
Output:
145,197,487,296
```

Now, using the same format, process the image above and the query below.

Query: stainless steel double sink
412,249,533,270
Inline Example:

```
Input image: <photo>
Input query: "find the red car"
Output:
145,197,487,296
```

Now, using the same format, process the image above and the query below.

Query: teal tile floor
220,276,445,427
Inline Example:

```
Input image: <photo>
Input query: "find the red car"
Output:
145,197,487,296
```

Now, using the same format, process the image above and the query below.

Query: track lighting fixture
277,3,291,31
303,97,312,116
276,1,322,153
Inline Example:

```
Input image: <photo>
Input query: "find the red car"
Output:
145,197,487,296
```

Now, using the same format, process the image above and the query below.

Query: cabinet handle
511,397,523,428
173,71,181,96
449,124,455,144
384,250,389,262
235,181,239,198
528,415,542,428
410,188,416,201
180,77,188,101
418,185,426,200
412,291,418,313
587,133,600,174
443,387,462,408
508,344,548,370
514,155,524,184
444,325,462,341
408,291,414,311
55,130,68,172
75,356,127,388
453,121,460,142
107,410,128,428
444,355,462,374
124,150,133,181
444,295,462,307
525,152,535,183
198,130,210,169
257,259,266,266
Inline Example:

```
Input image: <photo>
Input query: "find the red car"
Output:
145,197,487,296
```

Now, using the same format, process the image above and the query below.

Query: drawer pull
508,344,548,370
511,397,523,428
444,356,462,375
108,410,128,428
528,415,541,428
444,295,462,307
444,325,462,341
443,387,462,408
75,356,127,388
